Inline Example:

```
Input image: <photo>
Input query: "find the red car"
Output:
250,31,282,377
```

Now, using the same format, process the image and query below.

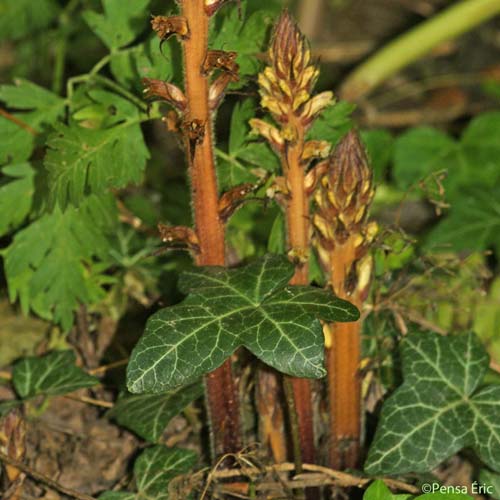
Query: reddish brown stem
181,0,241,457
284,119,316,466
328,241,362,469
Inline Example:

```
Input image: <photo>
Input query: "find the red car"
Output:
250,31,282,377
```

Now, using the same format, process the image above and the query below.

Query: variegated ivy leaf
13,351,98,398
480,469,500,499
365,332,500,475
109,382,203,442
99,445,197,500
127,254,359,393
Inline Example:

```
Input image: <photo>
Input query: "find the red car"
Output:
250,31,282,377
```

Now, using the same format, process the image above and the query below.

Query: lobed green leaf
109,382,204,442
0,163,34,237
13,350,98,398
3,195,117,330
45,117,149,210
127,254,359,393
83,0,151,50
99,445,197,500
365,332,500,475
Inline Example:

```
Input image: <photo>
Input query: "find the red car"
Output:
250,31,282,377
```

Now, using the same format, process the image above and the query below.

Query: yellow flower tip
323,323,332,349
282,124,297,142
292,90,310,111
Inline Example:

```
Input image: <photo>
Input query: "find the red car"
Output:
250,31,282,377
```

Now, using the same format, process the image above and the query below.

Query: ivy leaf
3,195,116,330
480,469,500,499
0,401,23,417
45,116,149,210
425,187,500,254
365,332,500,475
0,163,34,237
0,0,59,42
109,382,204,442
83,0,151,50
127,254,359,393
13,351,98,398
99,446,197,500
0,79,65,163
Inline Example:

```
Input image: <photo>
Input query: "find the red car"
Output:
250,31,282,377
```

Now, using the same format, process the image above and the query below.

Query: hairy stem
181,0,241,457
327,241,362,469
340,0,500,100
284,120,316,466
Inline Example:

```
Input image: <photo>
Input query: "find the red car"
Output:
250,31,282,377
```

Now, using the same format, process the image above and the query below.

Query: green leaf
418,495,472,499
393,114,500,195
217,100,279,190
110,37,175,90
362,480,412,500
425,187,500,254
0,400,23,417
3,195,116,330
13,350,98,398
480,469,500,499
0,79,64,117
99,445,197,500
460,112,500,187
307,100,355,145
83,0,151,50
365,332,500,475
361,129,393,182
393,127,458,190
0,79,65,163
127,254,359,393
267,212,286,254
45,116,149,209
109,382,204,442
0,0,59,42
363,480,393,500
0,163,34,237
211,6,275,80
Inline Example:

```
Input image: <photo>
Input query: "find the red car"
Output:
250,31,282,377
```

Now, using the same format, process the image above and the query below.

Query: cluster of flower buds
250,12,333,158
145,15,240,118
313,130,378,300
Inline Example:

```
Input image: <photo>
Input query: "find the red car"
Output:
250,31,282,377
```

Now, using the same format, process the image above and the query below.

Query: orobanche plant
2,0,500,499
125,3,359,460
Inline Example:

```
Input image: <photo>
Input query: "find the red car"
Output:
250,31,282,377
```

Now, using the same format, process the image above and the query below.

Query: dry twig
0,451,97,500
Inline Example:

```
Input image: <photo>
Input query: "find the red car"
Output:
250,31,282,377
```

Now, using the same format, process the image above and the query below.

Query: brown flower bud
312,129,377,294
151,15,189,41
158,224,199,252
209,73,234,111
142,78,187,111
255,12,333,132
249,119,284,152
203,50,239,82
